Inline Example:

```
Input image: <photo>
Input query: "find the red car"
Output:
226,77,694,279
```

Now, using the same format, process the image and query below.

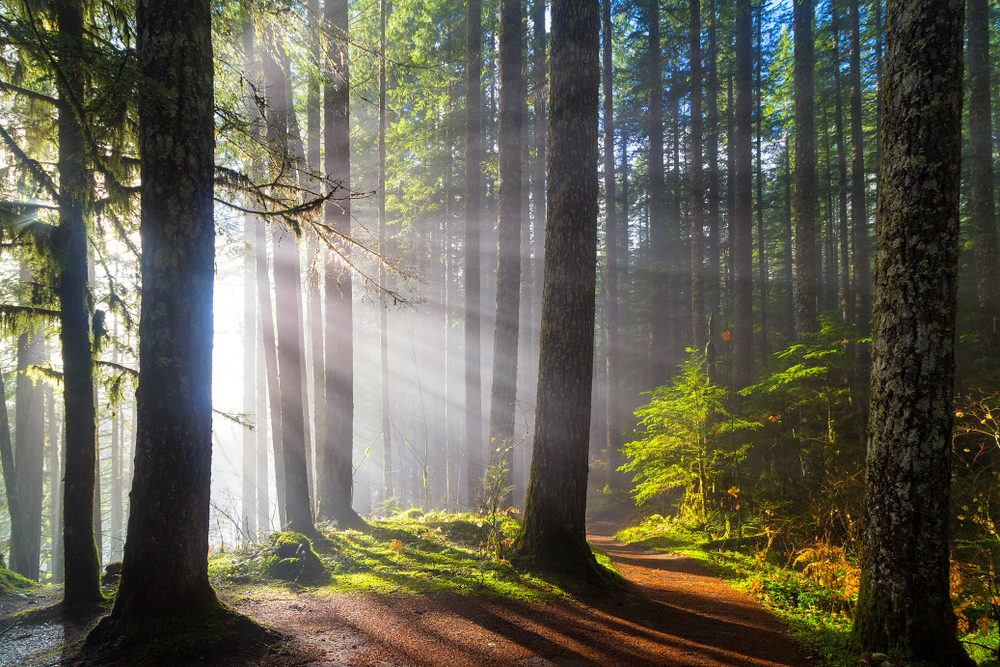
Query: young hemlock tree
851,1,974,663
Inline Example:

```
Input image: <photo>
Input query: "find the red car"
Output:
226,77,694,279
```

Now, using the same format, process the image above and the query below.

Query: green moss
263,532,327,583
0,567,38,595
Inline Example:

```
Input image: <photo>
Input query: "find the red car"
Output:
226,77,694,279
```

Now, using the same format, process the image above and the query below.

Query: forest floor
2,511,811,667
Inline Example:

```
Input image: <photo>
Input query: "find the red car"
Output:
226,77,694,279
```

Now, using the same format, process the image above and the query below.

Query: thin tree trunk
603,0,621,488
850,0,871,343
648,0,667,387
380,0,393,504
690,0,704,352
966,0,1000,358
487,0,524,509
794,0,818,335
706,0,719,322
0,373,27,576
832,5,853,326
529,0,547,493
733,0,753,391
55,0,102,605
754,3,767,363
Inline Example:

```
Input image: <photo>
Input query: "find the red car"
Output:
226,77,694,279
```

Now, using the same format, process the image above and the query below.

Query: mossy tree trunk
851,2,973,664
55,0,102,606
487,0,523,508
110,0,217,618
518,0,601,581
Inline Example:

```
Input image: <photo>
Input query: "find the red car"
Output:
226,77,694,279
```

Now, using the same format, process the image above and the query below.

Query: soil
2,518,811,667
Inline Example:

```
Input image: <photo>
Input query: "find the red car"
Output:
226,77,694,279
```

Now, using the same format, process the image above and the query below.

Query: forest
0,0,996,664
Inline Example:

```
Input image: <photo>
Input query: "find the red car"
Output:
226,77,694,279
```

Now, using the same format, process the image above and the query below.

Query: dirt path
231,522,811,667
3,524,811,666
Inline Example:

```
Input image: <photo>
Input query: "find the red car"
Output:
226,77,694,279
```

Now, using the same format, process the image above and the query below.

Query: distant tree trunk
0,375,27,575
487,0,524,508
14,272,44,580
690,0,704,352
603,0,622,488
443,36,456,510
794,0,818,336
242,18,259,540
726,69,735,319
107,0,218,619
706,0,720,321
465,0,484,507
783,130,794,340
263,33,315,536
55,0,102,605
832,6,853,326
47,383,63,582
307,0,324,523
380,0,393,504
256,317,270,533
849,0,870,344
110,314,123,559
754,3,767,363
321,0,362,527
967,0,1000,358
516,48,532,508
732,0,753,391
519,0,601,581
258,217,284,528
852,2,973,664
647,0,667,387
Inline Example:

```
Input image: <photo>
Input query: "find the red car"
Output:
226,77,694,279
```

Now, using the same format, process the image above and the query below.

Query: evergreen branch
212,409,255,431
0,81,57,105
0,123,62,206
0,304,61,337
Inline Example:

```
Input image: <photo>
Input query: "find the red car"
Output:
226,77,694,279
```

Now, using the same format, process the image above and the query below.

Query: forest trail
2,521,812,666
232,519,812,667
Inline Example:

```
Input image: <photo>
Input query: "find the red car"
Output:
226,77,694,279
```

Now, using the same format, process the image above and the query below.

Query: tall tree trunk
107,0,217,619
603,0,621,488
242,18,259,538
852,3,972,664
850,0,870,344
832,5,853,326
47,382,62,582
487,0,524,508
263,32,315,536
55,0,102,605
256,314,270,533
0,373,27,575
110,313,123,558
706,0,719,322
516,23,532,507
464,0,484,506
443,38,456,510
726,69,735,320
519,0,601,581
794,0,818,335
754,3,767,364
322,0,362,527
690,0,704,352
647,0,667,387
258,216,284,528
307,0,324,521
529,0,547,493
732,0,753,391
380,0,393,504
966,0,1000,358
14,270,44,580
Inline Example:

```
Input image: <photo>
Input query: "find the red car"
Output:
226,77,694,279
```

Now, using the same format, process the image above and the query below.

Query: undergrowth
0,567,38,595
615,514,1000,667
209,510,563,602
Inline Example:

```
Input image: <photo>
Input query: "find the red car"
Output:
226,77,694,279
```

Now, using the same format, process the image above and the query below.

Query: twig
0,621,17,639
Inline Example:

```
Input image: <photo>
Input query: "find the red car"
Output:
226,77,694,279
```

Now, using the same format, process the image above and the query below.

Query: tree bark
603,0,621,488
487,0,524,508
380,0,393,504
794,0,818,336
14,274,44,580
690,0,704,353
54,0,102,605
966,0,1000,359
852,2,973,663
647,0,667,387
832,5,853,326
0,372,27,576
321,0,362,527
519,0,602,582
732,0,753,391
110,0,217,617
465,0,484,506
754,3,767,364
706,0,719,321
